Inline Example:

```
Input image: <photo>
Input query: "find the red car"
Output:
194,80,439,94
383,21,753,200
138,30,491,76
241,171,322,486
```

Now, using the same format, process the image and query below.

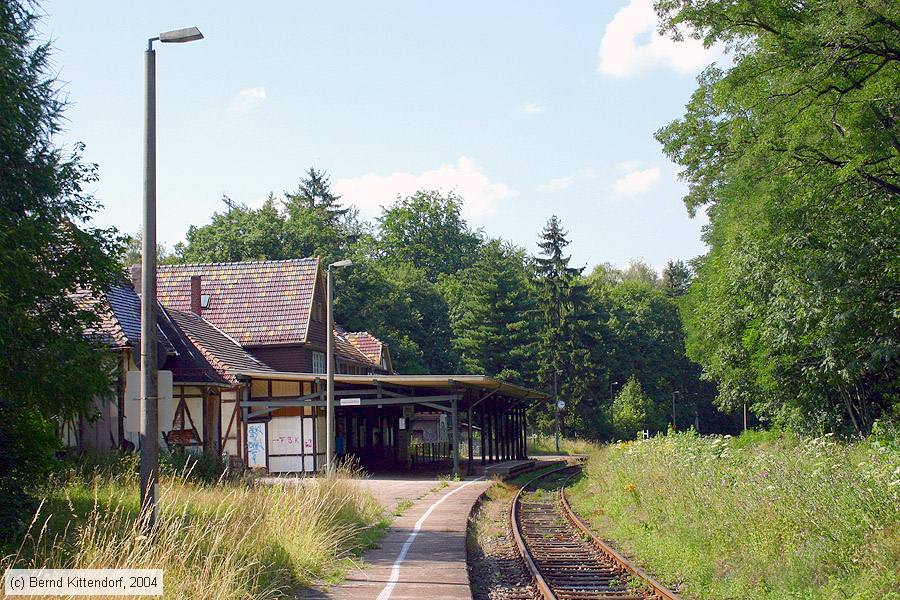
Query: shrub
611,376,653,440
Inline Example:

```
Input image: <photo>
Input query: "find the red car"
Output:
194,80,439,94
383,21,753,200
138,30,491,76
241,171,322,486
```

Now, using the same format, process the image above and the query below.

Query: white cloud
613,166,661,196
228,87,267,113
333,156,516,219
521,102,543,114
598,0,718,77
537,175,574,192
537,168,597,193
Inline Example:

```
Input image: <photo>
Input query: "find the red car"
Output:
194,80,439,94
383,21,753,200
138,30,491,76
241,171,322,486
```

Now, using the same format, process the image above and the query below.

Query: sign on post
125,370,173,443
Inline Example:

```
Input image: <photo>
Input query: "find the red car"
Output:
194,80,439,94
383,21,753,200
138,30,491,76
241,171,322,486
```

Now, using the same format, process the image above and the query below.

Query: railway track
508,465,680,600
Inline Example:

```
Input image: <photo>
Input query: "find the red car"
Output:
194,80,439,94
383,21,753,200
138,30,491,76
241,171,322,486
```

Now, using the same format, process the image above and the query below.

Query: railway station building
69,258,544,476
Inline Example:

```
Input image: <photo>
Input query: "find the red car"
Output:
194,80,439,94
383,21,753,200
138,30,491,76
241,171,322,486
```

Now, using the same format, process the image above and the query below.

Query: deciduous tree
656,0,900,434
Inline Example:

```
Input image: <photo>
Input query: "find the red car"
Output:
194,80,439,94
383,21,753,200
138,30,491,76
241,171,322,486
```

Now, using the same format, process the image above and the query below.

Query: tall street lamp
553,369,563,453
140,26,203,532
672,390,681,430
325,259,352,472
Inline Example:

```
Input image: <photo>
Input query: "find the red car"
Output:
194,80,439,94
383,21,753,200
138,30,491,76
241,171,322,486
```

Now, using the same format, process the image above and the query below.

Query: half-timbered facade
70,257,541,476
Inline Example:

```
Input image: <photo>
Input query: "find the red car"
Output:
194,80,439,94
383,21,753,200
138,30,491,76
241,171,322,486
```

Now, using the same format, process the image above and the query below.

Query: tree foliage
612,376,654,440
532,217,604,435
376,190,482,283
173,184,735,437
0,1,122,532
656,0,900,434
440,239,536,382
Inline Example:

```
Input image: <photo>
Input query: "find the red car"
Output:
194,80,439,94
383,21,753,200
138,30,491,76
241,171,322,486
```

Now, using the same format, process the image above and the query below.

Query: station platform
306,476,490,600
305,459,550,600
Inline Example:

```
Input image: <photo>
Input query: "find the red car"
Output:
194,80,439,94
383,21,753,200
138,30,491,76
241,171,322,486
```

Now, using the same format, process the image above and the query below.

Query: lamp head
329,259,353,269
159,27,204,43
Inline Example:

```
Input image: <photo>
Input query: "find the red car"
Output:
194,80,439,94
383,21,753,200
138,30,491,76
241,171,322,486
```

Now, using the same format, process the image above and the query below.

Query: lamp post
553,369,563,453
325,259,352,473
140,26,203,533
672,390,681,430
609,380,619,401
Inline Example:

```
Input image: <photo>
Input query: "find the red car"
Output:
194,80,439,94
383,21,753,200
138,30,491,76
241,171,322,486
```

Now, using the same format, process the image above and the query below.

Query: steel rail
558,473,681,600
509,465,682,600
509,464,573,600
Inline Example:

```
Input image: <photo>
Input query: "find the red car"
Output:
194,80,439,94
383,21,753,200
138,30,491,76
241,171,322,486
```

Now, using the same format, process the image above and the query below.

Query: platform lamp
672,390,681,431
140,26,203,533
326,259,353,473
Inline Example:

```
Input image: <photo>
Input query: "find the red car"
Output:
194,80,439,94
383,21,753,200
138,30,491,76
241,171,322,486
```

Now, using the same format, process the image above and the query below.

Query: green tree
284,167,351,225
662,259,691,297
533,216,603,436
440,240,537,382
656,0,900,434
592,279,683,431
621,259,659,286
377,190,482,282
611,376,653,440
177,195,289,262
334,245,456,374
0,1,122,532
121,229,178,267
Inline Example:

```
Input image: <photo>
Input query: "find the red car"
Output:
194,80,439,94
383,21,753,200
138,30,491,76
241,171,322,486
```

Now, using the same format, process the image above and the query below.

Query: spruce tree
532,216,601,436
0,0,122,532
449,240,536,382
284,167,351,225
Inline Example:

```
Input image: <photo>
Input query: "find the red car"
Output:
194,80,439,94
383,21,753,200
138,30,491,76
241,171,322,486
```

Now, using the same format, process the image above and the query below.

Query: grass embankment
528,434,595,456
567,431,900,600
2,455,387,599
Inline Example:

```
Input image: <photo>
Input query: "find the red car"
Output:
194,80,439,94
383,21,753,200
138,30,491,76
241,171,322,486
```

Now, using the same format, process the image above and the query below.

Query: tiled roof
76,281,226,386
157,307,229,386
168,309,276,384
72,287,128,348
157,259,319,346
345,331,385,365
334,329,380,367
73,281,174,353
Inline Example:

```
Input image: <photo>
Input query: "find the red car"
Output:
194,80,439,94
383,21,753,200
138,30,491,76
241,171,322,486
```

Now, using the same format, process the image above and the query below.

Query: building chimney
190,275,202,315
130,265,142,295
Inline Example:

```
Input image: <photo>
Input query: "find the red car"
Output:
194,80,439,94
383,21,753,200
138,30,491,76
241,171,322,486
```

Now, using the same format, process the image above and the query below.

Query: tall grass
567,431,900,600
2,460,386,599
528,434,597,456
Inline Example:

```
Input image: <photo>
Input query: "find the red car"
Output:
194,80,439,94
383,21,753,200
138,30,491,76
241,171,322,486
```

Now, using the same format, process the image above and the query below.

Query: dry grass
2,463,386,599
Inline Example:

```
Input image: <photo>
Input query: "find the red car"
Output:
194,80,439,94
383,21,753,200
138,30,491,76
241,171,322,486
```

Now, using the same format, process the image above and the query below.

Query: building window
312,351,325,374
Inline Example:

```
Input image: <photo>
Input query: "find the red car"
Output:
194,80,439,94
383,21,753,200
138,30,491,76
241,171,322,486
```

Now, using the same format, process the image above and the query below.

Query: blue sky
42,0,719,273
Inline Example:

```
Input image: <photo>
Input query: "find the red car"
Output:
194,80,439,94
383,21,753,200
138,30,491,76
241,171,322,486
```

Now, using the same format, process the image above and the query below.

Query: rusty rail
509,465,681,600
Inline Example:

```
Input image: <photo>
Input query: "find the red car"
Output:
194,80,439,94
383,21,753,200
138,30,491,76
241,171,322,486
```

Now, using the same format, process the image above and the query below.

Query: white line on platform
375,476,486,600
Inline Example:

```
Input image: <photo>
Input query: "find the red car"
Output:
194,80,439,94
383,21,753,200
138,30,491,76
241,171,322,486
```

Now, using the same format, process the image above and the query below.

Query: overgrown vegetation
656,0,899,433
567,430,900,599
527,435,597,456
169,183,735,440
1,459,387,599
0,0,124,532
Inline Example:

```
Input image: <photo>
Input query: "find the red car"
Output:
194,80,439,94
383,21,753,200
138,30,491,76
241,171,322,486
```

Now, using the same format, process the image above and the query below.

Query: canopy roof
237,371,548,401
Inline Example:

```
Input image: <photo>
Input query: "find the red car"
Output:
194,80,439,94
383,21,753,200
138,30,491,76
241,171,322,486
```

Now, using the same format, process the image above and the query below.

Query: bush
568,431,900,599
161,450,229,484
611,376,654,440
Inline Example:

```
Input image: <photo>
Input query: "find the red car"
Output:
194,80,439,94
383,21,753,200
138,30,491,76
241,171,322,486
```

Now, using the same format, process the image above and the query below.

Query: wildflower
625,483,636,493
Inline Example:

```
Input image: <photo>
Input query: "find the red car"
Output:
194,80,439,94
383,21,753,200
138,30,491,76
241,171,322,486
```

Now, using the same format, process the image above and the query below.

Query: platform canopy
237,370,546,476
237,370,547,401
